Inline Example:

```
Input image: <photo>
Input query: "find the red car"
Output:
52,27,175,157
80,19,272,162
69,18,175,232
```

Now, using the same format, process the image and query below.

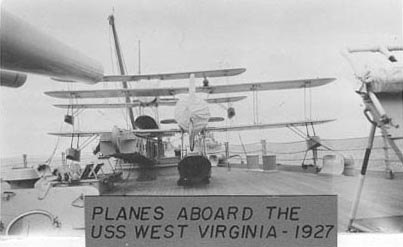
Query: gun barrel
0,10,104,84
0,70,27,88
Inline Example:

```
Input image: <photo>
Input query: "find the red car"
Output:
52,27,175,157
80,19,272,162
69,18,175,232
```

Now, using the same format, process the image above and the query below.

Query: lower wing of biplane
49,119,335,139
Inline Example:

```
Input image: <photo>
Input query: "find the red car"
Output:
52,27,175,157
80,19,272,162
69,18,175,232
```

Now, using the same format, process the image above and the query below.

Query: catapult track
108,166,403,232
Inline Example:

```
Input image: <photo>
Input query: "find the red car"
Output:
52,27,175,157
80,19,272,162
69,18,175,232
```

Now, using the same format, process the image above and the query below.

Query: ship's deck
109,166,403,232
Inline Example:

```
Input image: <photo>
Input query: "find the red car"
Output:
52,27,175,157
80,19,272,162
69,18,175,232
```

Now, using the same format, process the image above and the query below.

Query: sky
0,0,402,158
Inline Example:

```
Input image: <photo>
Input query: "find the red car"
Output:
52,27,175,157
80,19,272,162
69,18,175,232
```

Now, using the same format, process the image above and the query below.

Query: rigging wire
256,91,259,123
80,135,99,150
252,90,255,124
287,125,308,140
309,83,313,120
304,84,307,120
138,40,141,75
73,108,85,117
75,97,80,135
275,99,309,140
237,133,248,158
44,122,64,166
303,82,313,120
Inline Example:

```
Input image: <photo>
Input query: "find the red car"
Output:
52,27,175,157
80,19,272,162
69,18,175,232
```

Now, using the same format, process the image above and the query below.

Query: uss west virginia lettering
89,205,300,240
86,196,337,247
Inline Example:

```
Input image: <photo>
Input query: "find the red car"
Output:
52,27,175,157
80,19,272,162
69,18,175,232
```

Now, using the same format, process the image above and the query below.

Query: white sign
85,195,337,247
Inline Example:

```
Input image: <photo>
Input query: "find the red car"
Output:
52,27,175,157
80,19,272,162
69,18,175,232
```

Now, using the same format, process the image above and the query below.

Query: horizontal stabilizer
160,119,177,124
205,96,247,104
102,68,246,82
160,117,224,125
208,117,225,122
45,78,335,99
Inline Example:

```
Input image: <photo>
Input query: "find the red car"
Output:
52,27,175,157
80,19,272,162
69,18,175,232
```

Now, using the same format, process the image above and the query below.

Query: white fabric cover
174,95,210,132
365,65,403,93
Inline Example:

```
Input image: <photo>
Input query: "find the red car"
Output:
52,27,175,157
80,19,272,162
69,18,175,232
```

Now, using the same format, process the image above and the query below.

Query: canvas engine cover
174,95,210,132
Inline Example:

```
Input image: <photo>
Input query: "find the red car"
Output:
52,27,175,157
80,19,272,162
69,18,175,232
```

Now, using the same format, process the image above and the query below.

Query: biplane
46,71,335,185
41,13,335,186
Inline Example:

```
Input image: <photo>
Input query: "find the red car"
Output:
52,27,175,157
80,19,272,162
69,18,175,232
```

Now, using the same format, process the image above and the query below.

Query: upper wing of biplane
45,78,335,99
102,68,246,82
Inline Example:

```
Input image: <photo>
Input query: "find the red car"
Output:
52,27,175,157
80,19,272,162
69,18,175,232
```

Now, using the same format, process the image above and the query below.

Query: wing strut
252,90,259,124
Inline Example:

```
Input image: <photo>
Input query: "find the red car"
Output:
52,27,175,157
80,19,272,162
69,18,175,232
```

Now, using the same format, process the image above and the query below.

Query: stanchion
347,123,376,231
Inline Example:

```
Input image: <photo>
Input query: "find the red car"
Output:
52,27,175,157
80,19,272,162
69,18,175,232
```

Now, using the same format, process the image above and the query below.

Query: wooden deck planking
110,167,403,231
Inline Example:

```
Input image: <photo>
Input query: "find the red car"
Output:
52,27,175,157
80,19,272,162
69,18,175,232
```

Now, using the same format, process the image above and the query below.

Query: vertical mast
108,14,136,129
